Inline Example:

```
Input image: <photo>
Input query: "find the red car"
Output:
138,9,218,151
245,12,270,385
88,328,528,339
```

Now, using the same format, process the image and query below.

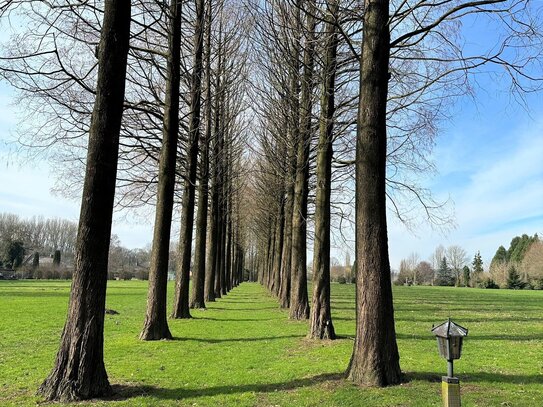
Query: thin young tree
38,2,131,401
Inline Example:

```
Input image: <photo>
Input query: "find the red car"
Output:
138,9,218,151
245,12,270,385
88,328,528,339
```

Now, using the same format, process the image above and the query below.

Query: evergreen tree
436,257,454,286
507,237,521,261
0,240,25,269
510,234,537,263
492,246,508,265
506,266,524,289
463,266,470,287
471,251,483,284
53,250,61,267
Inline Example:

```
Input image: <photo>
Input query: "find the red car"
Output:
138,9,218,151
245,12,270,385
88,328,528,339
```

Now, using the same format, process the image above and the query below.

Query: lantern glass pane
436,337,449,359
450,337,463,359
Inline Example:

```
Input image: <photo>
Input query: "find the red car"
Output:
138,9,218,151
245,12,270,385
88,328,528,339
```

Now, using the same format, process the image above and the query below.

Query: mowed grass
1,281,542,406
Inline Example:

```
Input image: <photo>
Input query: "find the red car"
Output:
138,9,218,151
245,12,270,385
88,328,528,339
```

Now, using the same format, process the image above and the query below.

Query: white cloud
388,115,543,269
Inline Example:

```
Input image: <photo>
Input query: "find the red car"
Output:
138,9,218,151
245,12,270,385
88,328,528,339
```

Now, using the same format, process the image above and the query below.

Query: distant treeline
0,212,77,269
488,234,542,289
0,212,160,280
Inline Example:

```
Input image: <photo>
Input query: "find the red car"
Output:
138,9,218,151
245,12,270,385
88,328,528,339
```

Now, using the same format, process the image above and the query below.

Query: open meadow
0,281,542,406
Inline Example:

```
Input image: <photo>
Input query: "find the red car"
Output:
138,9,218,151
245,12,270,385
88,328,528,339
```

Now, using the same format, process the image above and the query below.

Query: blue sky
388,81,543,269
1,10,542,271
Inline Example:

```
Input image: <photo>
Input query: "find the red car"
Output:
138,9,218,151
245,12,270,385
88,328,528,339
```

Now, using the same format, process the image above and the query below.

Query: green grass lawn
1,280,542,406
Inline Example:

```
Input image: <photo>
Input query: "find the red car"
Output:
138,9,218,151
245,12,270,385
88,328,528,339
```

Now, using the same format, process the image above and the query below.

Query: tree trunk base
38,361,111,402
289,303,309,320
309,317,336,340
346,355,402,387
279,295,290,309
171,309,192,319
190,300,206,309
139,320,173,341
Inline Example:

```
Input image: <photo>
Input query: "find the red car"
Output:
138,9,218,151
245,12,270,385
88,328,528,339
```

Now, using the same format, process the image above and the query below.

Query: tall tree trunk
213,205,224,298
38,2,131,401
204,206,216,301
271,198,284,296
211,18,225,300
172,0,206,319
279,4,302,309
140,0,182,341
213,20,226,298
309,0,338,340
346,0,402,386
203,0,216,303
190,128,209,309
220,104,230,295
289,1,316,321
279,160,294,308
191,0,213,310
263,216,274,289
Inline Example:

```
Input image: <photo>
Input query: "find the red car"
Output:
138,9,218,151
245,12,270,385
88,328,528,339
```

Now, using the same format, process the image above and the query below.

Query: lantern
432,318,468,377
432,319,468,407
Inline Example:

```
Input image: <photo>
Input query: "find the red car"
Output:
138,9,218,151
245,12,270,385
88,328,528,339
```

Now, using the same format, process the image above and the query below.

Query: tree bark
38,2,131,401
213,21,225,299
140,0,182,341
289,0,316,321
309,0,338,340
271,198,284,295
220,104,230,295
172,0,206,319
190,124,209,309
279,182,293,308
346,0,402,386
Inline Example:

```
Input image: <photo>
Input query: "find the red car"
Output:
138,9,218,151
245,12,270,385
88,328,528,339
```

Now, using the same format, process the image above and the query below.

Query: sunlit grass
0,280,542,406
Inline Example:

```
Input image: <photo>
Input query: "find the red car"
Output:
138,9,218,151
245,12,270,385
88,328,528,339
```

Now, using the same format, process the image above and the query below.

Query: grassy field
0,280,542,406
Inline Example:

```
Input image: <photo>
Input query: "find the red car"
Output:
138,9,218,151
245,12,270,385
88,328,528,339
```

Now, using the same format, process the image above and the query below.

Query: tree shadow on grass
109,372,344,402
193,316,282,322
406,371,543,385
168,334,305,343
207,306,280,311
396,333,543,341
395,315,543,324
331,316,355,322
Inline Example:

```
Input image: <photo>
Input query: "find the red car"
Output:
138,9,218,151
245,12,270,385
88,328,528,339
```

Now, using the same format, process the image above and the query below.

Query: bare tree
38,2,131,401
289,0,317,321
309,0,339,340
140,0,182,341
446,244,468,286
346,0,402,386
191,0,213,309
172,0,207,319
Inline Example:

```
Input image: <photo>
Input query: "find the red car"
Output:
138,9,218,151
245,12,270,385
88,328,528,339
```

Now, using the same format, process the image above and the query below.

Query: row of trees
2,0,252,401
1,0,541,402
245,0,541,390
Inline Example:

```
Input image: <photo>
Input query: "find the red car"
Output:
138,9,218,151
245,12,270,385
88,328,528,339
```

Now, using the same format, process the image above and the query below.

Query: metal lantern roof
431,318,468,338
